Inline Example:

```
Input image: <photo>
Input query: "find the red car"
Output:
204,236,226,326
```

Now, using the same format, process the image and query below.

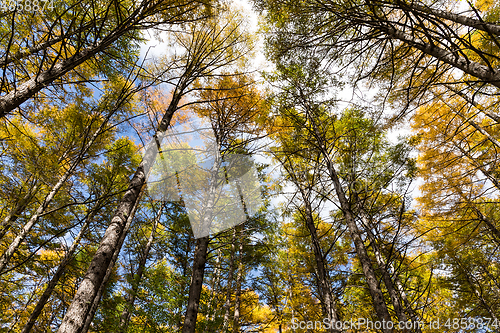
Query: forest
0,0,499,332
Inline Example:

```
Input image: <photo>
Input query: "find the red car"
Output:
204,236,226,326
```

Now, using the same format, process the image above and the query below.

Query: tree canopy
1,0,499,332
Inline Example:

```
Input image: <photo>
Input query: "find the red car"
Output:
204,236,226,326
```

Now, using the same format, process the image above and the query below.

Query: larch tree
181,68,269,332
56,5,257,333
0,0,213,119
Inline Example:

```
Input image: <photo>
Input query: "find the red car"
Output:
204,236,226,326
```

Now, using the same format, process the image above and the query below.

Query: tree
268,53,425,331
117,201,162,333
180,68,268,332
3,0,500,330
411,80,500,328
0,78,139,275
255,0,500,119
272,134,343,332
56,5,257,332
0,0,212,118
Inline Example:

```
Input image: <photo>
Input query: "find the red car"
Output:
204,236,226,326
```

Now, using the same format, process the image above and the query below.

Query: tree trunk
304,103,393,330
357,209,424,332
0,0,180,119
56,87,181,333
118,206,160,333
182,139,226,333
233,234,243,333
20,205,99,333
207,248,222,330
404,1,500,36
79,193,142,333
326,160,393,332
222,230,236,332
0,24,133,118
301,191,340,332
181,236,210,333
378,24,500,89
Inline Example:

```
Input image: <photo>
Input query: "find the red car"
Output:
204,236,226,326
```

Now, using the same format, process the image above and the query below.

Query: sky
134,0,426,232
138,0,266,68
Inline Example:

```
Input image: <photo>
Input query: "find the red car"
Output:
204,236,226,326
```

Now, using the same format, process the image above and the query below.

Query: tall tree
255,0,500,120
56,6,256,332
269,55,423,331
181,69,268,332
0,0,212,118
